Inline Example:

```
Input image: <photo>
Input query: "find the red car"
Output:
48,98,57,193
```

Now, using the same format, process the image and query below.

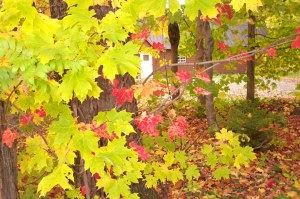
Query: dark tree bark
168,22,180,73
196,11,218,130
0,102,18,199
246,10,256,101
49,0,68,19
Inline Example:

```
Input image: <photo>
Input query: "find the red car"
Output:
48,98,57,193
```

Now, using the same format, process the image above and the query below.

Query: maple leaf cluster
175,70,192,83
203,3,233,25
168,116,188,140
131,27,149,40
216,42,228,52
20,113,34,126
35,106,46,117
291,27,300,49
112,79,134,105
194,87,211,96
134,113,163,136
152,42,164,51
129,141,151,161
195,72,211,83
2,128,19,148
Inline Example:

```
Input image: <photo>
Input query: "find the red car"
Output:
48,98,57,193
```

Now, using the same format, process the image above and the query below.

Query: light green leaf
185,0,221,20
185,165,200,181
96,42,141,80
164,152,176,167
49,115,79,147
38,164,73,197
58,67,101,102
213,166,230,180
206,152,218,168
201,144,214,155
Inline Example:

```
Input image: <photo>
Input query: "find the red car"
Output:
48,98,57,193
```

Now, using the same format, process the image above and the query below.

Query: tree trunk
168,22,180,73
196,11,218,130
246,10,256,101
0,102,18,199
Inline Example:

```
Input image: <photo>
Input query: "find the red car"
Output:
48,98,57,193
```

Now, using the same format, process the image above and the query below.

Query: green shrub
217,99,286,149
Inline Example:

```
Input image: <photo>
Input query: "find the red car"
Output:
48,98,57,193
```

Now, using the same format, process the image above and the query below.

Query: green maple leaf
164,152,176,167
38,164,73,197
49,115,79,147
94,109,134,136
175,151,187,168
216,128,235,142
25,136,53,172
185,165,200,181
97,174,131,198
96,42,140,80
100,12,129,43
70,129,99,158
233,146,256,169
63,6,98,32
201,144,214,155
145,174,158,188
213,166,230,180
167,168,183,183
206,152,218,168
230,0,263,12
185,0,221,20
44,102,71,118
169,0,181,14
84,152,105,174
58,67,101,102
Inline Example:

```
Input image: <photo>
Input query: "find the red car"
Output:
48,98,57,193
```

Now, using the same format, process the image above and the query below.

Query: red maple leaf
93,173,100,180
112,87,134,105
267,48,276,56
81,186,86,196
194,87,211,95
175,70,192,83
168,116,188,140
152,42,164,51
196,72,211,83
131,27,150,40
216,42,228,52
134,113,163,136
20,113,34,126
2,128,19,148
129,141,151,161
34,107,46,118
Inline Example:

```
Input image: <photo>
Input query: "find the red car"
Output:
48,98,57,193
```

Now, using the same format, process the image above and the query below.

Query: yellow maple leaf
230,0,263,12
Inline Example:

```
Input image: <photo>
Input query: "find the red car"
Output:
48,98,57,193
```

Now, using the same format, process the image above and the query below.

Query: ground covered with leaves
167,98,300,199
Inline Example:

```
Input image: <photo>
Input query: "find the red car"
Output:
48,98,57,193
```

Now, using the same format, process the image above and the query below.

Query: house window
177,55,186,63
143,54,150,61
